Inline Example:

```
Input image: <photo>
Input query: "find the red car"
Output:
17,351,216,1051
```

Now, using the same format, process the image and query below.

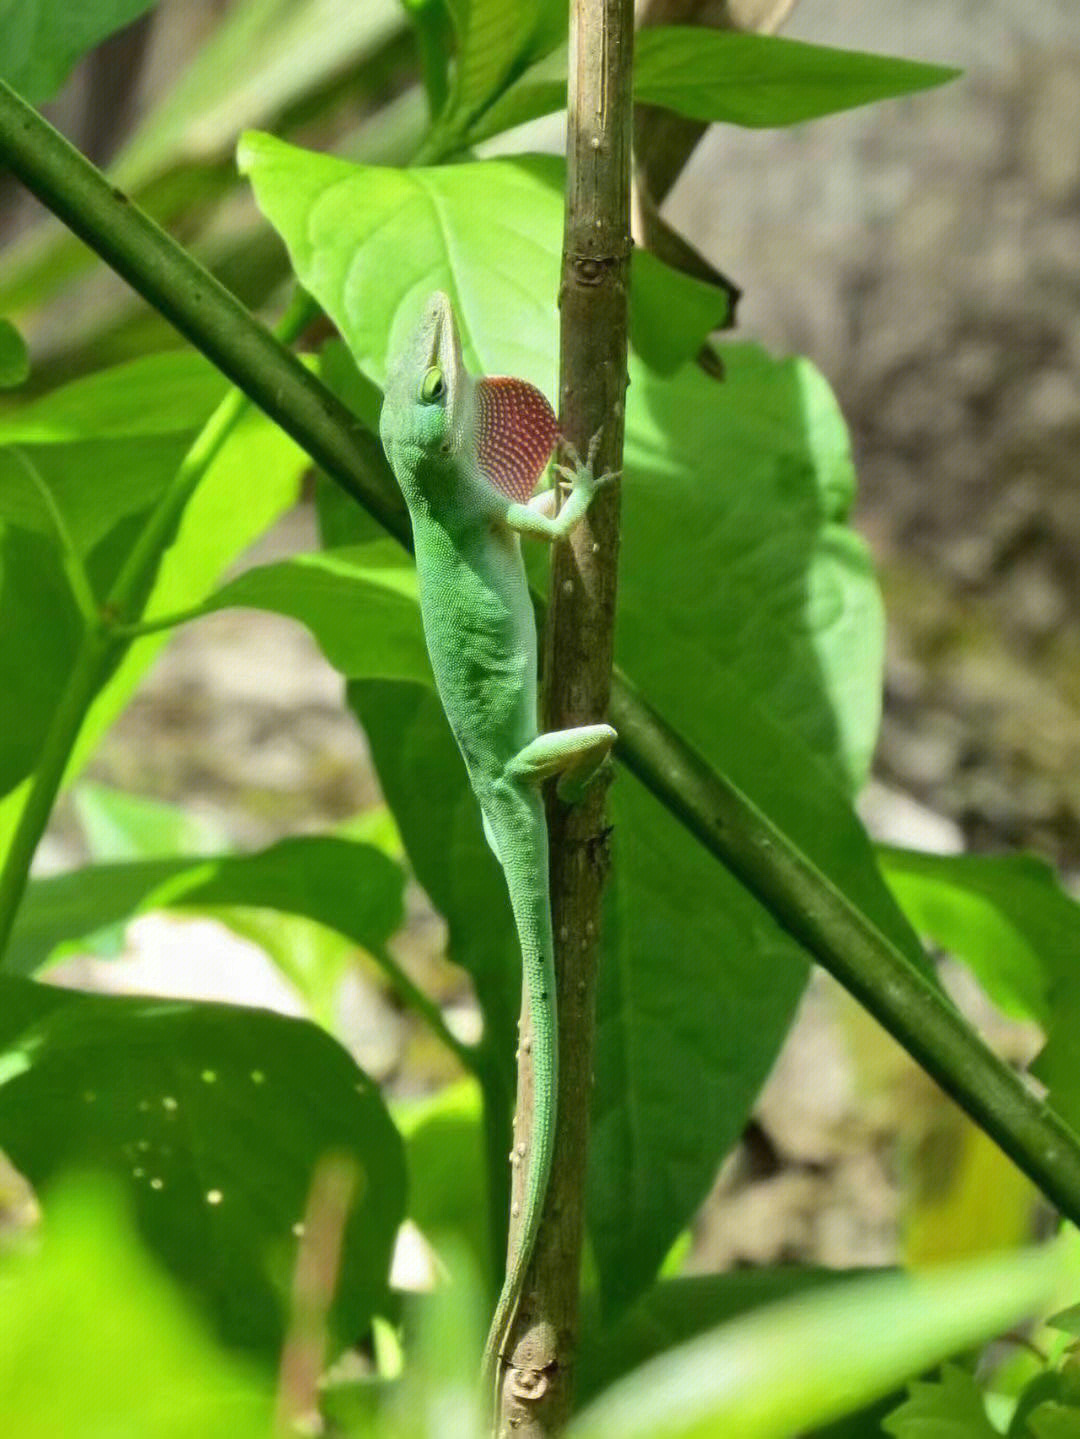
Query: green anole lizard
379,292,616,1405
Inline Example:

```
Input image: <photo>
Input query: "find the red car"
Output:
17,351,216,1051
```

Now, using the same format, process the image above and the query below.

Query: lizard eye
420,366,445,403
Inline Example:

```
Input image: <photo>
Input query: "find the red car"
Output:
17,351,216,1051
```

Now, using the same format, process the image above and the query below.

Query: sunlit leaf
634,29,960,128
571,1248,1062,1439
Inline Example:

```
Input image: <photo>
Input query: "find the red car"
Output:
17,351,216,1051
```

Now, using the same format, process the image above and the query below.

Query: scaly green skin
380,293,615,1408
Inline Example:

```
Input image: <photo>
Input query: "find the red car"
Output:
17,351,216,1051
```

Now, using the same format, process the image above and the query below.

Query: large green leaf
570,1245,1063,1439
5,835,404,978
590,348,909,1312
634,28,960,128
240,138,563,391
0,1178,271,1438
619,349,881,790
0,976,407,1355
0,352,227,579
0,0,161,104
467,29,958,144
240,137,727,385
880,848,1080,1026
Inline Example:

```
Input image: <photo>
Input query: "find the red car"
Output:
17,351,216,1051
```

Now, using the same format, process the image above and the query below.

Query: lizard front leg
504,430,617,543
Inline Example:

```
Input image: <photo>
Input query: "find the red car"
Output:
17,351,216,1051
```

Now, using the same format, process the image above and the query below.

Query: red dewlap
475,377,559,502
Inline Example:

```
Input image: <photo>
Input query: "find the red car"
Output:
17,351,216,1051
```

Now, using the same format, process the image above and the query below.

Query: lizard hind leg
507,723,617,803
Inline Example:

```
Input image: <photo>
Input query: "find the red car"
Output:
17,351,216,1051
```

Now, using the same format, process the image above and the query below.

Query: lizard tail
480,787,558,1412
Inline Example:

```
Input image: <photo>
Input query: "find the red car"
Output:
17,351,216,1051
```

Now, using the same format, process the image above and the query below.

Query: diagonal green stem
0,81,408,549
0,633,112,958
4,80,1080,1230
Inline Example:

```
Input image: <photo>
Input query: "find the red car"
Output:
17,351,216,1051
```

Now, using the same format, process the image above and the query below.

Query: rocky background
23,0,1080,1276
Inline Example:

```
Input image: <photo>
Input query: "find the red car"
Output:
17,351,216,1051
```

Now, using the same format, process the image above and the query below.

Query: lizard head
379,291,473,483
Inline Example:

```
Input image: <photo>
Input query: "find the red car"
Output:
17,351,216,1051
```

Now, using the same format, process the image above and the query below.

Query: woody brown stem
492,2,633,1435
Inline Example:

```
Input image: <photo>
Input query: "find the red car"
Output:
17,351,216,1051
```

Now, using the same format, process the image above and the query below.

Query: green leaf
634,28,960,129
0,353,225,803
570,1247,1062,1439
592,350,910,1313
0,319,28,388
631,249,733,374
620,349,881,791
1047,1303,1080,1338
241,138,726,384
240,135,564,392
578,1269,871,1407
436,0,543,137
0,526,85,802
0,0,161,105
1030,1402,1080,1439
883,1364,1001,1438
0,1176,272,1437
879,848,1080,1025
594,774,809,1314
465,43,568,143
203,543,432,682
466,30,959,141
0,976,407,1355
5,834,405,979
0,356,306,853
0,352,226,558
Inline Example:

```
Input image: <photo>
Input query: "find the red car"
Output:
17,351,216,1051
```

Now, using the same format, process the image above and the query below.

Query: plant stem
494,1,634,1432
6,80,1080,1235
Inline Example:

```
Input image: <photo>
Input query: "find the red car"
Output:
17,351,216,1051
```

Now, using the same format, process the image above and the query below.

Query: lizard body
379,292,615,1406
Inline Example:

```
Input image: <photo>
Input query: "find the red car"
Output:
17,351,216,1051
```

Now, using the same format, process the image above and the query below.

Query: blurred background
3,0,1079,1275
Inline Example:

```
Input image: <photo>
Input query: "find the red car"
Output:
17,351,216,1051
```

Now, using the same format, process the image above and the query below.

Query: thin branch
5,82,1080,1242
491,1,634,1433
